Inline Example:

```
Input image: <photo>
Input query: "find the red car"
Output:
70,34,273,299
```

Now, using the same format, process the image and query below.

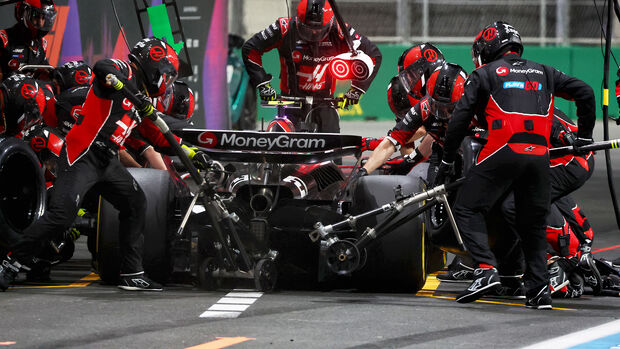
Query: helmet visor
297,19,332,42
28,4,57,32
151,65,178,97
429,98,455,121
397,59,428,100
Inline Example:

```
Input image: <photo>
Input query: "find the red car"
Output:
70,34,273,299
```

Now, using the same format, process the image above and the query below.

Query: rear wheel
96,168,174,285
351,175,427,292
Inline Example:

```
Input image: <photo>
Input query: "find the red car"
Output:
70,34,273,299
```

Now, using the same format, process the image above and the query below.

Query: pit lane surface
1,121,620,349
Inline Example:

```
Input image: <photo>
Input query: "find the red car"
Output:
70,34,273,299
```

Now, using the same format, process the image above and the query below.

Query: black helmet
397,43,445,103
426,63,467,120
296,0,334,42
161,81,195,121
20,0,57,38
128,38,179,97
472,21,523,68
52,60,94,93
23,123,64,163
386,75,414,121
0,74,45,136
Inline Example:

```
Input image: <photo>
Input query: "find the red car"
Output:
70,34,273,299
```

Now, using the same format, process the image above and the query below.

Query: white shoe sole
456,281,501,303
118,285,163,291
526,304,552,310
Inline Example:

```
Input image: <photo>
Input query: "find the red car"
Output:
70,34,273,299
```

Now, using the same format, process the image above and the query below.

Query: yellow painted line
185,337,255,349
8,272,99,290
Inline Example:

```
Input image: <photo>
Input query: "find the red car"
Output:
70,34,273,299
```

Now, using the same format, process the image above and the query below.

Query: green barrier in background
256,44,616,123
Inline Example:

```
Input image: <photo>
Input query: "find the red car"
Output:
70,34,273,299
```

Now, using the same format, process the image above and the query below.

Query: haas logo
496,66,508,76
75,70,91,85
424,49,438,62
21,84,37,99
31,136,46,151
198,131,218,148
483,27,497,41
149,46,166,61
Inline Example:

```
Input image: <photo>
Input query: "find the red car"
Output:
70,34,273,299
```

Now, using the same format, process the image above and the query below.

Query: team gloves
433,160,455,187
342,86,364,109
257,79,277,102
573,136,594,154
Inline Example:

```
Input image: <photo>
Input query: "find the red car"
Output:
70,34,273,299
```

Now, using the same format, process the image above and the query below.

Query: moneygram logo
198,131,218,148
220,133,326,150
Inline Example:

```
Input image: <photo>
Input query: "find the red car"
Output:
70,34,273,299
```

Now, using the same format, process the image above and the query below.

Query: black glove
344,167,368,196
135,92,154,118
257,80,277,102
573,137,594,155
433,160,454,188
192,151,212,170
342,86,364,109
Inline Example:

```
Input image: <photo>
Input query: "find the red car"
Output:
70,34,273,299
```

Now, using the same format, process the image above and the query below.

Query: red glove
361,137,384,152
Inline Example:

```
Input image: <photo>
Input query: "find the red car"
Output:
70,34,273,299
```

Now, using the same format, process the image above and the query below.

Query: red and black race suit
38,80,57,128
54,85,89,136
0,23,48,81
388,98,448,147
65,59,179,165
242,17,381,96
444,53,595,292
546,195,594,258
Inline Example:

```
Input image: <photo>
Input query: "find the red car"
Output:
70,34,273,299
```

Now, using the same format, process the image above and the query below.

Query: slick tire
351,175,426,292
96,168,174,285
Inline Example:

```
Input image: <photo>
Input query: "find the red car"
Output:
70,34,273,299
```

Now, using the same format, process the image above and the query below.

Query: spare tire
351,175,426,292
96,168,175,284
0,137,46,250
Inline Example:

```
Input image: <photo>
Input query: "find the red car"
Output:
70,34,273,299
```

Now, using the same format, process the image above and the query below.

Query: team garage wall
0,0,229,129
256,44,618,123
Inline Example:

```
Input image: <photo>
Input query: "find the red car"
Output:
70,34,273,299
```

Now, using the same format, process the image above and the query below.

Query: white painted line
218,297,257,305
226,292,263,298
199,289,264,319
199,311,240,318
209,304,250,312
522,319,620,349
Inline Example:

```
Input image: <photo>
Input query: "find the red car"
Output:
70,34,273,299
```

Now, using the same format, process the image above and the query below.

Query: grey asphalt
1,121,620,349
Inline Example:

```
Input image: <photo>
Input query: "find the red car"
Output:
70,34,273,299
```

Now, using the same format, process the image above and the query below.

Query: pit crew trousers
286,104,340,133
11,148,146,274
453,147,550,292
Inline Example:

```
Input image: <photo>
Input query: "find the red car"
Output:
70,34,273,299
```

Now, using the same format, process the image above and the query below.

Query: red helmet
426,63,467,120
161,81,195,121
266,117,295,132
296,0,334,42
397,43,445,101
0,74,45,136
23,123,64,162
52,60,94,93
386,75,415,121
129,38,179,97
20,0,57,38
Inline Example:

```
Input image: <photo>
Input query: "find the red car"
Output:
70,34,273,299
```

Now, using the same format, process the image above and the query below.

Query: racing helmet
128,38,179,97
0,74,45,136
386,75,414,121
20,0,57,38
472,21,523,68
23,123,64,163
397,43,445,102
296,0,334,42
266,117,295,133
161,81,195,121
425,63,467,121
52,61,94,93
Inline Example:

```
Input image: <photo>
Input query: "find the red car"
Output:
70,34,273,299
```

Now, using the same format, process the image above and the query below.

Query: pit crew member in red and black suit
242,0,381,133
0,38,185,292
438,21,596,308
355,63,467,183
0,0,56,82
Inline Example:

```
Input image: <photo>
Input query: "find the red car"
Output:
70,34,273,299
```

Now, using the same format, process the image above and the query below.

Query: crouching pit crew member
437,21,595,309
0,37,188,292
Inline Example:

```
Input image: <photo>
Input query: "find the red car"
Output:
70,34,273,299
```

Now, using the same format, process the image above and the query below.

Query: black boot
0,256,30,291
525,284,552,309
456,267,500,303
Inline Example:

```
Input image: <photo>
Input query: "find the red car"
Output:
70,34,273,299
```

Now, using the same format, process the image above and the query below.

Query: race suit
442,53,596,293
10,58,178,274
0,23,48,81
54,85,89,136
242,17,382,132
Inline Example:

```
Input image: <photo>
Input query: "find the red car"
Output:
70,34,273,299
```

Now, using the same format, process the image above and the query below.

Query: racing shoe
118,272,163,291
525,285,553,309
548,258,571,296
437,262,474,283
578,252,602,295
455,267,501,303
0,256,30,291
486,275,525,299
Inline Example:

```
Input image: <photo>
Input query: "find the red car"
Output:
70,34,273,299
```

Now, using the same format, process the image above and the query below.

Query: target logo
31,136,46,152
292,51,301,63
496,66,508,76
198,131,218,148
21,84,36,99
483,28,497,41
149,46,166,61
330,59,350,79
75,70,91,85
424,49,438,62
